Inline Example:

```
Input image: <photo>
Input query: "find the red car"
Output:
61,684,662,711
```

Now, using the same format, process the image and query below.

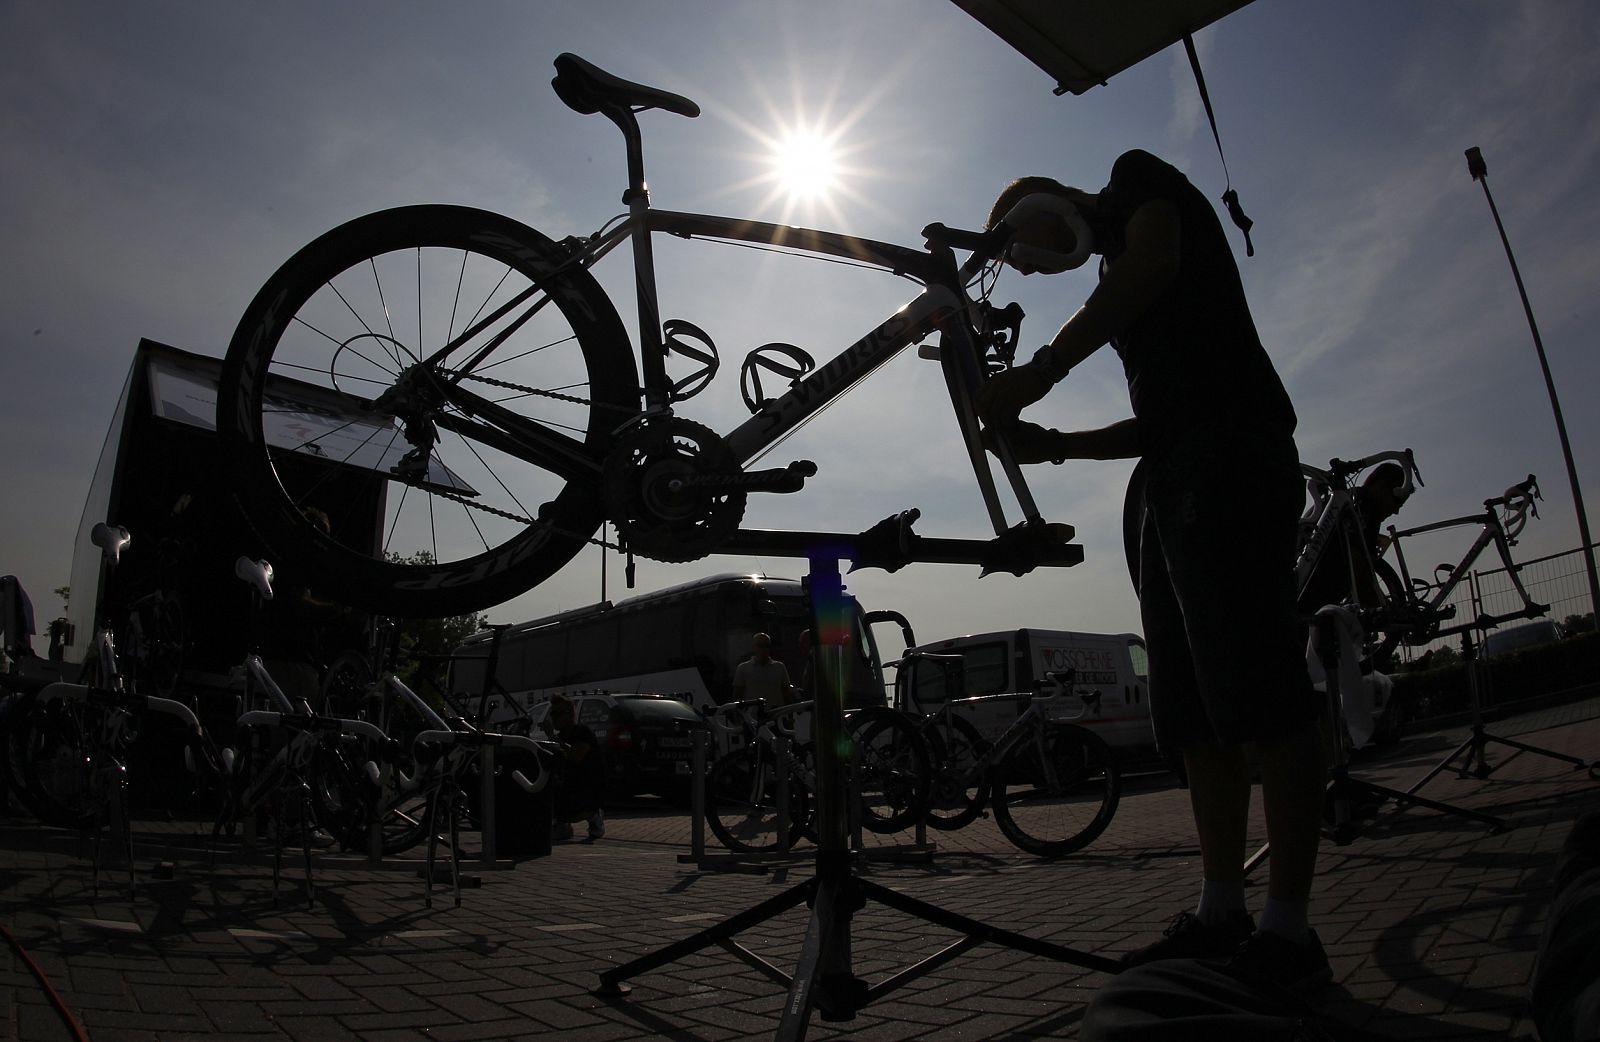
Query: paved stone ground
4,699,1597,1041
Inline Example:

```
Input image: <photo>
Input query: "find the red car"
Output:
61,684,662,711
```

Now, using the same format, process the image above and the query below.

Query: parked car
1484,619,1563,658
530,693,709,800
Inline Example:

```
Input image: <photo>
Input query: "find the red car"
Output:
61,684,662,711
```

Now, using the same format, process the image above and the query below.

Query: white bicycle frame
1293,448,1419,605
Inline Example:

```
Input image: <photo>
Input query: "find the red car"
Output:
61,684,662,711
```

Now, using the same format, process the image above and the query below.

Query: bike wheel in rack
922,714,990,832
10,692,104,829
705,745,812,853
992,723,1120,858
219,205,641,617
847,706,931,834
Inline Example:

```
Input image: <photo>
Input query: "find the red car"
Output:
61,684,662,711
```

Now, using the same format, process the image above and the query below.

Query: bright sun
772,130,838,200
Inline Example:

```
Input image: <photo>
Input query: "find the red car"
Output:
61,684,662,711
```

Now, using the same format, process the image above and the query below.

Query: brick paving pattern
3,698,1597,1040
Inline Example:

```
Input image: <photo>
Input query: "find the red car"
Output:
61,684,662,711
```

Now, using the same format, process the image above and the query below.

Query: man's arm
979,198,1183,424
1059,418,1141,460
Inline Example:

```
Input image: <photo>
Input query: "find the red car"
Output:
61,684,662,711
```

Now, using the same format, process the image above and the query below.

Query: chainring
602,418,747,563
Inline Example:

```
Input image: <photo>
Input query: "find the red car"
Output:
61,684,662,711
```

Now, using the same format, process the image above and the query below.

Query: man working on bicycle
977,150,1330,994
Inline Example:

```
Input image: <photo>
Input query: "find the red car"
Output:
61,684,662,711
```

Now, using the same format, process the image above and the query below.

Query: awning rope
1183,32,1255,257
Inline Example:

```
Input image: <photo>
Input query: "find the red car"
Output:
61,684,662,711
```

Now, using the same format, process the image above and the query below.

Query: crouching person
544,695,606,841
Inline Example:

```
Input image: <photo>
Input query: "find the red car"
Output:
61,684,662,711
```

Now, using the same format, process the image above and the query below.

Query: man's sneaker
1122,910,1256,967
1226,928,1333,995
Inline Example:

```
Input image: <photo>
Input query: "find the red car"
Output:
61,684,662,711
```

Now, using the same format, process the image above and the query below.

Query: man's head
986,177,1098,275
1362,462,1409,520
751,632,773,663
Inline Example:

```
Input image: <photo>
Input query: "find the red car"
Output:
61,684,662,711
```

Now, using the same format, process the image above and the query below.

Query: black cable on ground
1,921,90,1042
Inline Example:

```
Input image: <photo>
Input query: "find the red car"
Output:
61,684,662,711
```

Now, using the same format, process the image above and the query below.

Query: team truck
893,628,1156,751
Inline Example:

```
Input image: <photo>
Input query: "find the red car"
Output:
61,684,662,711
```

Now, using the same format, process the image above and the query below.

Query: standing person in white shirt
732,632,793,711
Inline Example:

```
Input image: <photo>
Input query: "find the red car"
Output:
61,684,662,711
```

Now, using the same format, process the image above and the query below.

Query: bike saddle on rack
91,523,131,567
552,53,700,118
234,557,275,599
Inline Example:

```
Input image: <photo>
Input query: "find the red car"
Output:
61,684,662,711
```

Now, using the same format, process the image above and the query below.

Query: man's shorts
1136,426,1320,752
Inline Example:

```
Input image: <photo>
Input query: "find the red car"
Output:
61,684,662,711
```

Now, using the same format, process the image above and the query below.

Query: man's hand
977,359,1053,425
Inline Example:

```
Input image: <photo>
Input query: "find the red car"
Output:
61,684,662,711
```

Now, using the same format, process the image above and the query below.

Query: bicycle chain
455,369,611,412
427,369,630,550
422,486,624,552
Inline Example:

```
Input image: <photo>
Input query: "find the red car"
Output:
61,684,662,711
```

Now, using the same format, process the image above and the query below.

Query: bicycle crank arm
674,459,817,495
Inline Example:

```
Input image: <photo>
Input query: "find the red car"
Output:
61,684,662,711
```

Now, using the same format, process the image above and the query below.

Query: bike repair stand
595,549,1118,1042
1403,625,1594,796
1245,610,1504,878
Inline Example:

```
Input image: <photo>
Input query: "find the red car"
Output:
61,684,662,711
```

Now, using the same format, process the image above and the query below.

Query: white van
892,628,1154,751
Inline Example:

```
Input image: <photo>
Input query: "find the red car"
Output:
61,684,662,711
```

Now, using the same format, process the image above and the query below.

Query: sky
2,1,1598,661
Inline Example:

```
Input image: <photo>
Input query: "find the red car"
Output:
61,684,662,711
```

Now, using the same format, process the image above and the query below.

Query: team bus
449,573,900,716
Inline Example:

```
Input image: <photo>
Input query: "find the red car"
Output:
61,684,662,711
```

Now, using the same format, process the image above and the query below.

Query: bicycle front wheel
706,745,811,853
847,707,930,834
220,205,640,617
922,714,990,832
992,723,1119,858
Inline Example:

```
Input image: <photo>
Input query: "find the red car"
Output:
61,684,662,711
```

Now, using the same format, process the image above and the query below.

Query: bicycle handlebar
236,709,386,744
41,681,203,734
1491,475,1541,538
1312,448,1423,502
923,221,1014,281
408,729,554,794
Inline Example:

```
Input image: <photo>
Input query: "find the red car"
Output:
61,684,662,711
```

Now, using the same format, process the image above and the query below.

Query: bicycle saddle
234,556,275,600
552,53,700,118
91,523,131,567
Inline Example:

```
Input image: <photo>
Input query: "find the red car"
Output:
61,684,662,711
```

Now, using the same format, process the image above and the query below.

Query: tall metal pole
1464,146,1600,629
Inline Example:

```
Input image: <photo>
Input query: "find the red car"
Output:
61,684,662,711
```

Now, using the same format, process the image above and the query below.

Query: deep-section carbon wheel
992,723,1119,858
220,205,639,617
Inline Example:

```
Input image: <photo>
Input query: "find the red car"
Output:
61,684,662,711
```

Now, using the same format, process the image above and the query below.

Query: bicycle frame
421,173,1047,541
1386,493,1547,639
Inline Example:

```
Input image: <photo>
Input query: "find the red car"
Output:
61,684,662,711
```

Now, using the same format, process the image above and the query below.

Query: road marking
538,922,606,933
391,929,459,940
65,917,143,934
229,928,312,942
664,913,724,923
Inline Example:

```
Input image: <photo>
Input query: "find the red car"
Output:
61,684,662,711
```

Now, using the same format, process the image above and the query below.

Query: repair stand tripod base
593,849,1120,1031
1244,611,1506,880
1405,627,1594,801
593,553,1113,1042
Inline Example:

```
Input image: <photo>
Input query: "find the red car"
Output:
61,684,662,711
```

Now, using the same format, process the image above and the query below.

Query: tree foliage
383,550,488,703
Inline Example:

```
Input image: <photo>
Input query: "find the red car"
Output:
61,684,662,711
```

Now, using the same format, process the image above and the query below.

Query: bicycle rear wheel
992,723,1119,858
220,205,639,617
706,745,811,853
922,713,990,832
10,693,105,829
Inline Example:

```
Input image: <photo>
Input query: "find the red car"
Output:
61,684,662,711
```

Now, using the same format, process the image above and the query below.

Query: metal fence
1395,542,1598,660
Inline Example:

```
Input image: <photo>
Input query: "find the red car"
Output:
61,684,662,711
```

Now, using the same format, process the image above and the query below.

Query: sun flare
771,129,839,201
